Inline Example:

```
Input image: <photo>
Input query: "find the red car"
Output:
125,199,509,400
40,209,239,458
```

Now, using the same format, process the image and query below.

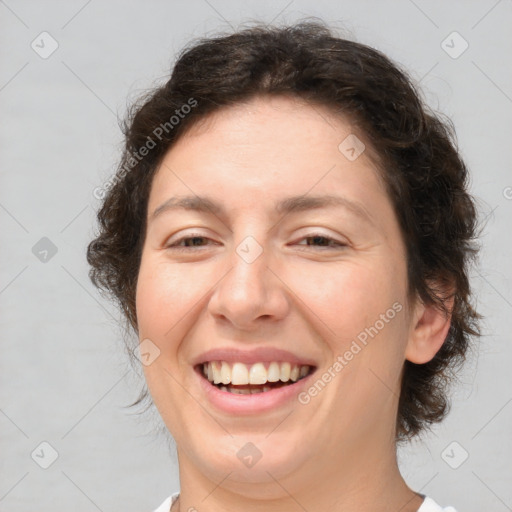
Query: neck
173,433,424,512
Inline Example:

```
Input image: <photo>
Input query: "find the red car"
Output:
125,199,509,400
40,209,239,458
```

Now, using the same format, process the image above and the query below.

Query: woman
87,21,479,512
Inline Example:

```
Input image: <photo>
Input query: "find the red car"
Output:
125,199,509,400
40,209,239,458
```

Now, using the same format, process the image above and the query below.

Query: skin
135,95,453,512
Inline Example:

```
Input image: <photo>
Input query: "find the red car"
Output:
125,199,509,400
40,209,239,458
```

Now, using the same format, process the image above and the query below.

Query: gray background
1,1,511,511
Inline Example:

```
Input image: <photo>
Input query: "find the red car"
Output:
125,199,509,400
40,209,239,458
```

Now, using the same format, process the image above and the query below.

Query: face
136,95,414,495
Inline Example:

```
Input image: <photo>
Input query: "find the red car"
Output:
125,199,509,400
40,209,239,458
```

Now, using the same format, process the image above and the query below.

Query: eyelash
165,233,347,251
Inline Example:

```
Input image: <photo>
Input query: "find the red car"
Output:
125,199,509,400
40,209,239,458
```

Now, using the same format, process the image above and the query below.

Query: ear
405,288,454,364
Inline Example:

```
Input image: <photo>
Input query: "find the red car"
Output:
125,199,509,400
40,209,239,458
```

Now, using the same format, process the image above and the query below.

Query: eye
165,233,347,252
294,233,347,250
165,234,217,251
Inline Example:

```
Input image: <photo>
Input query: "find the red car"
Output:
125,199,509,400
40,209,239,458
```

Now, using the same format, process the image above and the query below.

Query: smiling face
135,95,418,498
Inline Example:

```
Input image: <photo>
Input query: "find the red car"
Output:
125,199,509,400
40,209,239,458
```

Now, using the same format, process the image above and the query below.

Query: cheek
290,255,408,391
135,257,205,340
135,257,197,404
286,257,405,344
284,257,408,438
135,257,206,429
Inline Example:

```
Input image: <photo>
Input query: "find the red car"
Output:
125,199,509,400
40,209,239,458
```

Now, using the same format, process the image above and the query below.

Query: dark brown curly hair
86,20,480,442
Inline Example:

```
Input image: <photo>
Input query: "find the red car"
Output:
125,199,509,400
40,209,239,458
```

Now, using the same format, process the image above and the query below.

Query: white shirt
152,492,457,511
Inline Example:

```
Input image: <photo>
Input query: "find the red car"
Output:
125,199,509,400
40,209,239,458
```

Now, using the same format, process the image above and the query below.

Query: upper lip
192,347,318,367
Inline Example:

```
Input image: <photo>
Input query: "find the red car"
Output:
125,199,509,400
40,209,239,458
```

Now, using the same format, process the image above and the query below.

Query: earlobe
405,294,454,364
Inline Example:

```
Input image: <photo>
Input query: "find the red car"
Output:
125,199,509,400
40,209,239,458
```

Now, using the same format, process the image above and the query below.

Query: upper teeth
202,361,311,385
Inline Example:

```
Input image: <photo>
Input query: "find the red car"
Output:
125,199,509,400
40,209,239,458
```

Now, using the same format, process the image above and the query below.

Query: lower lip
195,367,315,415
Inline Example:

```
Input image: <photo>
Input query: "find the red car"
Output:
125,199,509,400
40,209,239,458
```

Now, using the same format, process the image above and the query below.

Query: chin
190,430,310,486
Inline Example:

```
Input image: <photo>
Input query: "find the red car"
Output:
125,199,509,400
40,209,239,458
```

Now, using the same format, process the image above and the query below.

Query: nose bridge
228,215,271,286
208,229,288,328
227,233,270,303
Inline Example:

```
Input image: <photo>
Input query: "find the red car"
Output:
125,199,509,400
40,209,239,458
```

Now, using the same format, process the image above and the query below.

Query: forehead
175,94,380,166
147,95,390,221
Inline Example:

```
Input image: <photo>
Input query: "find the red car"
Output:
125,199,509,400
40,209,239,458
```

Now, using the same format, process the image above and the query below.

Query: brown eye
166,234,217,251
295,234,346,249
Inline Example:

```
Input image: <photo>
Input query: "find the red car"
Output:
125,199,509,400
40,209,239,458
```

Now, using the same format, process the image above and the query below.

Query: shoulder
152,493,458,512
418,495,458,512
151,492,179,512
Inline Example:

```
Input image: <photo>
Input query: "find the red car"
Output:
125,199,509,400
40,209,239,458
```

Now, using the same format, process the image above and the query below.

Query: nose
207,236,290,332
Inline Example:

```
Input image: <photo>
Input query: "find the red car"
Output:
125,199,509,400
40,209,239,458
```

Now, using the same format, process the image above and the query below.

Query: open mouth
195,361,315,394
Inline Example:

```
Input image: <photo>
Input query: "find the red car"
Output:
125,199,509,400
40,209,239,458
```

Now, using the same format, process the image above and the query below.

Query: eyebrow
150,194,374,225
